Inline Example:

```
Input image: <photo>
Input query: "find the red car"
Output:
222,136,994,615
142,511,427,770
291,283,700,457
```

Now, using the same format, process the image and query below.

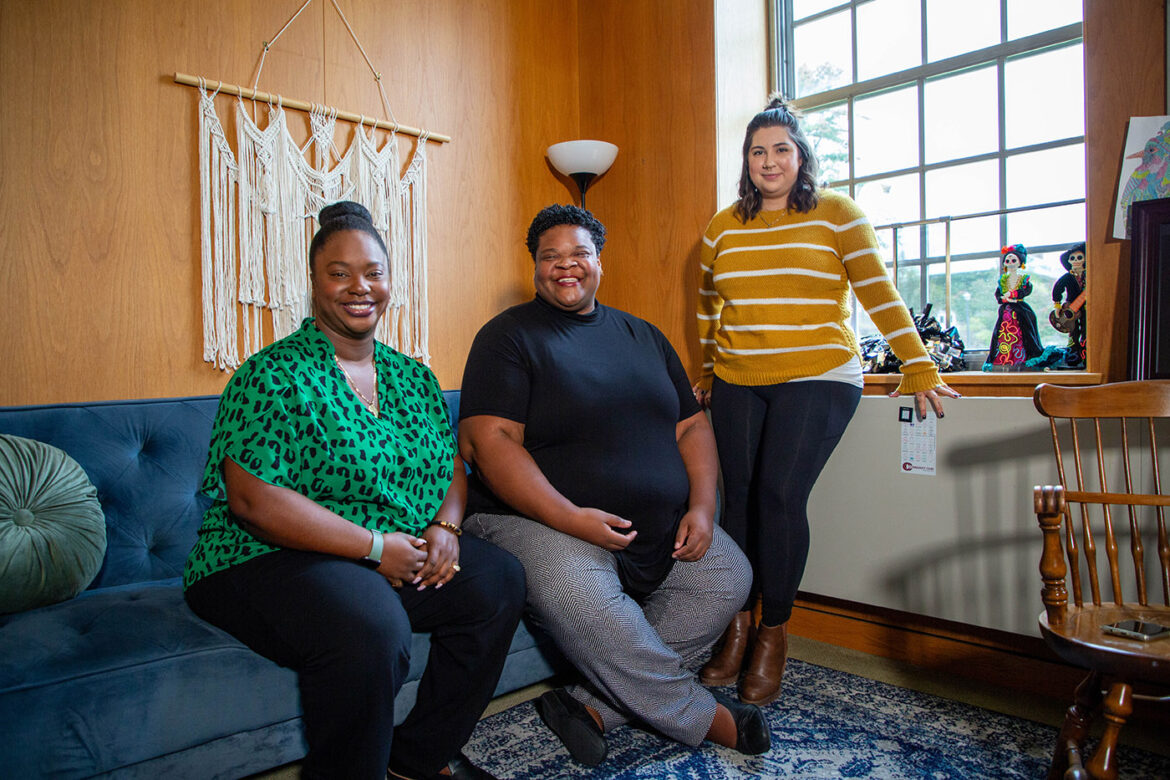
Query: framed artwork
1128,197,1170,380
1114,116,1170,240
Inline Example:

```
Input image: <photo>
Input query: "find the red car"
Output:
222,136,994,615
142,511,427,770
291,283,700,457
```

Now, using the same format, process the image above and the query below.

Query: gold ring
451,563,462,573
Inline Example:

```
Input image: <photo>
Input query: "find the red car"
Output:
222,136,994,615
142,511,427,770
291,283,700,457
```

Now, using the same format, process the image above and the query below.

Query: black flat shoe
387,752,497,780
444,752,497,780
533,688,607,766
713,691,771,755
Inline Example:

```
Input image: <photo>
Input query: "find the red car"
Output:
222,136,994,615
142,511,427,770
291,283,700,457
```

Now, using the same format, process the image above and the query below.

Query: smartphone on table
1101,619,1170,641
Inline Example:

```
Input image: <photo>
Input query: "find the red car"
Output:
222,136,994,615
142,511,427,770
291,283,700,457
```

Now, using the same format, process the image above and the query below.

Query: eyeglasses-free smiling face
310,229,391,342
748,125,804,211
533,224,603,314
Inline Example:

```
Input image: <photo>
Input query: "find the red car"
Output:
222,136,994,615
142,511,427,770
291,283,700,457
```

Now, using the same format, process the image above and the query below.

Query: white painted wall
803,395,1166,636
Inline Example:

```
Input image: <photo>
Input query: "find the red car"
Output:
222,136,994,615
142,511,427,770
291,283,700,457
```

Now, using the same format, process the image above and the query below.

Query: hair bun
765,92,794,112
318,200,373,226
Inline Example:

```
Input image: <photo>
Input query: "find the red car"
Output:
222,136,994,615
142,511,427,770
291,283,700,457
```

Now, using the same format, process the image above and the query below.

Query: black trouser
710,376,861,626
185,535,525,780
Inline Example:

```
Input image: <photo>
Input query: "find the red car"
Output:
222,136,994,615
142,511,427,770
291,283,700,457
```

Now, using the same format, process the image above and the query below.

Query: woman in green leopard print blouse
182,202,524,780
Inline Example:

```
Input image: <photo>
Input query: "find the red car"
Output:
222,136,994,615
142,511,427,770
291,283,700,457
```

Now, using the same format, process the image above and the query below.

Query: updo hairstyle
1000,243,1028,270
309,201,389,271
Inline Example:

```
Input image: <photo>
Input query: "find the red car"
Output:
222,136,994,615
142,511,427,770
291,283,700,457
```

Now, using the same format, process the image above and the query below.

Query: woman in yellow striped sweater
694,96,958,706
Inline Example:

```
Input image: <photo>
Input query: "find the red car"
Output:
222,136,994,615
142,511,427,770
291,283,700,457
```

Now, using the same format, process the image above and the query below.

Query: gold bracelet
429,520,463,537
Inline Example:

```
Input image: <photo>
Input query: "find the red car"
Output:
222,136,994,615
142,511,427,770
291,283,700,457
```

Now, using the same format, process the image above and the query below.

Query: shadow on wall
880,420,1166,635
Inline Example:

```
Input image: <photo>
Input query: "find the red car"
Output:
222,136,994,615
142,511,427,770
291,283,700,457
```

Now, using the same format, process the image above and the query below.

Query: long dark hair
734,94,820,223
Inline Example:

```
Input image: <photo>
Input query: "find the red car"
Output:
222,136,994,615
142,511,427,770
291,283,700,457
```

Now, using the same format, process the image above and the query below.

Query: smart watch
360,528,383,569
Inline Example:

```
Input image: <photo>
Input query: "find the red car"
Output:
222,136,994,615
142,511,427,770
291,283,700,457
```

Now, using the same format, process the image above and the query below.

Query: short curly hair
525,204,606,259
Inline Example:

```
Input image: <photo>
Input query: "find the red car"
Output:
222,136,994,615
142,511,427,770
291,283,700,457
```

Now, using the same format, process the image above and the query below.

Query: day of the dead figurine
983,243,1043,370
1050,241,1086,369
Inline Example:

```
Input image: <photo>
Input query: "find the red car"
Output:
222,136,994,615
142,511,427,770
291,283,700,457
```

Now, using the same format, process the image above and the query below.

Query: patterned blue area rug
463,659,1170,779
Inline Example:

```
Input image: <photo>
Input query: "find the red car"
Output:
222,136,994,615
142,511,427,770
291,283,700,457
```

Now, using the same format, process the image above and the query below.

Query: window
776,0,1085,357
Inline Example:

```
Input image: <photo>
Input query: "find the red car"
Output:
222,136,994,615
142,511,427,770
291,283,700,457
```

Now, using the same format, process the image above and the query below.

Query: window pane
804,103,850,185
857,0,921,81
793,0,846,21
856,173,921,259
795,11,853,97
926,0,1000,62
1006,203,1086,256
924,66,998,164
925,160,1000,256
1005,44,1084,148
1006,144,1085,208
854,87,919,177
1011,249,1065,348
1007,0,1081,40
943,258,1001,352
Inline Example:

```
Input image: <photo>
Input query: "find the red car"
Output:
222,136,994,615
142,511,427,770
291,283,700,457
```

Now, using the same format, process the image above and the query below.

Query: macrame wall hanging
176,0,450,371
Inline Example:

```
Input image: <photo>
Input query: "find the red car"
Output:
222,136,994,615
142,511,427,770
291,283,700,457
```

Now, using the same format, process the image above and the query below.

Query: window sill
862,371,1103,398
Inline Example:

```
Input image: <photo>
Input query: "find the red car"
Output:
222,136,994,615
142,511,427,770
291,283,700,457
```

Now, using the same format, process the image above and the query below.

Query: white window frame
771,0,1085,344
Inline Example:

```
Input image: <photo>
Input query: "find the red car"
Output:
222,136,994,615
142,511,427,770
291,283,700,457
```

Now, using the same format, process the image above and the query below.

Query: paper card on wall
1113,115,1170,239
899,407,936,476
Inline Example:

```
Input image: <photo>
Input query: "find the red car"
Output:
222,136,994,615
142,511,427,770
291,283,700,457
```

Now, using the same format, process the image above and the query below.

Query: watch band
361,528,384,568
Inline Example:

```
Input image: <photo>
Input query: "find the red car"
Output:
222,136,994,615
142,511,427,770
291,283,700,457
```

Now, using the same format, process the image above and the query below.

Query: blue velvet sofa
0,393,566,779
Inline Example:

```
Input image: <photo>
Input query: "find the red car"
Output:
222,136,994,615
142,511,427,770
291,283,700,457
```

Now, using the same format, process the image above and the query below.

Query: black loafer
533,688,607,766
387,752,497,780
713,691,771,755
444,752,498,780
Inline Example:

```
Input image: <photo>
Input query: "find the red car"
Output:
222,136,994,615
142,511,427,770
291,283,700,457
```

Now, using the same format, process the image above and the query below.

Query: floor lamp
547,140,619,210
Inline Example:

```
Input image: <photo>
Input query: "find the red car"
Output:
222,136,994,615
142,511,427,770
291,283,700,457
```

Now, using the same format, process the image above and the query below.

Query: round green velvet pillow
0,434,106,613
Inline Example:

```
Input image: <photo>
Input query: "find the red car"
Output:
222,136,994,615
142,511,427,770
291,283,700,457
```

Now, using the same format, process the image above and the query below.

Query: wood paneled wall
1084,0,1166,381
0,0,1164,404
576,0,718,374
0,0,580,404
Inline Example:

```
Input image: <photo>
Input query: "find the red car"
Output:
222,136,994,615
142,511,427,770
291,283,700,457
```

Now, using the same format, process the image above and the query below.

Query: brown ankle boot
699,610,755,686
738,621,787,706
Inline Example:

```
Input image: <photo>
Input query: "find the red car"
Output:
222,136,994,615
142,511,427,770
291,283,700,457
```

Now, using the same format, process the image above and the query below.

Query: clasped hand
377,529,461,590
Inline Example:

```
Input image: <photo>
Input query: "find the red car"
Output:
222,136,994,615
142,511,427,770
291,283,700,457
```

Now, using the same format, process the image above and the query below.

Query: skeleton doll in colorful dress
983,243,1043,370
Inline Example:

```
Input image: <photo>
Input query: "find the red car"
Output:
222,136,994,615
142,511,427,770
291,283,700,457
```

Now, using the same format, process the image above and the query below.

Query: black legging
710,376,861,626
185,535,524,780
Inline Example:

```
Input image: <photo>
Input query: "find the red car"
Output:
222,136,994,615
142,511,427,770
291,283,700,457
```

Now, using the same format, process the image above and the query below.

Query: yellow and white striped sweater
697,190,942,395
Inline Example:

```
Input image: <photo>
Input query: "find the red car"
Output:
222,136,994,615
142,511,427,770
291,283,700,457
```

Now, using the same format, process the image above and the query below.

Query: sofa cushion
0,435,106,613
0,397,219,589
0,579,305,778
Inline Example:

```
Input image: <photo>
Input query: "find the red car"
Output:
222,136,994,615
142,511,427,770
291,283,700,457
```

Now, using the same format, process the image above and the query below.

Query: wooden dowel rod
1063,490,1170,507
173,72,451,144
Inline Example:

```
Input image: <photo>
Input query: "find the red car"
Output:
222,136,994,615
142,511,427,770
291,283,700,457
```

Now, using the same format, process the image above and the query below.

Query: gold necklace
758,208,787,228
334,354,379,417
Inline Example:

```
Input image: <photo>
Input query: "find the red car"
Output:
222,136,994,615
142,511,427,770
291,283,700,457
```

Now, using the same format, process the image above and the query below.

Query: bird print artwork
1118,119,1170,239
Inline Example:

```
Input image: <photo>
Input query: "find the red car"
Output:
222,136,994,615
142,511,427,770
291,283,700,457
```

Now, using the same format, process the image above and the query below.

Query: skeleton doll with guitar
1050,242,1086,369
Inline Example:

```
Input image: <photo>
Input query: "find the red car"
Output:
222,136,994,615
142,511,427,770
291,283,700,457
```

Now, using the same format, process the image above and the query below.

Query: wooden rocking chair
1033,380,1170,780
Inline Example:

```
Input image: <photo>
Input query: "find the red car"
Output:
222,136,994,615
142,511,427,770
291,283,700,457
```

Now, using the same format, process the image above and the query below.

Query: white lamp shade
547,140,619,176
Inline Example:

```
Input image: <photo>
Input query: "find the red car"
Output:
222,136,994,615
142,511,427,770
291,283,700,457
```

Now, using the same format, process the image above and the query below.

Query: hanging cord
252,0,315,93
249,0,400,131
327,0,399,128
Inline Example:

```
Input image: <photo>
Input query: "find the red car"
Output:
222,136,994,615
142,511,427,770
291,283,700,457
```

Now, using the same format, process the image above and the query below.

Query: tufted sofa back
0,391,462,591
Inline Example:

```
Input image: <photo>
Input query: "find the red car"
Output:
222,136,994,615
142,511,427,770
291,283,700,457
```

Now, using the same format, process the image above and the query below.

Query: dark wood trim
790,593,1083,697
790,593,1170,725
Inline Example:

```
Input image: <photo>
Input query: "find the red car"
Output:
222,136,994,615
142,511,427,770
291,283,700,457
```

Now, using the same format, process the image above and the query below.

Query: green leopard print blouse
183,319,455,589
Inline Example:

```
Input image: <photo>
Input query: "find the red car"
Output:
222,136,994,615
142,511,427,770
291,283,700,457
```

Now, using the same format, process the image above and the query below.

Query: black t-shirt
460,296,701,598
